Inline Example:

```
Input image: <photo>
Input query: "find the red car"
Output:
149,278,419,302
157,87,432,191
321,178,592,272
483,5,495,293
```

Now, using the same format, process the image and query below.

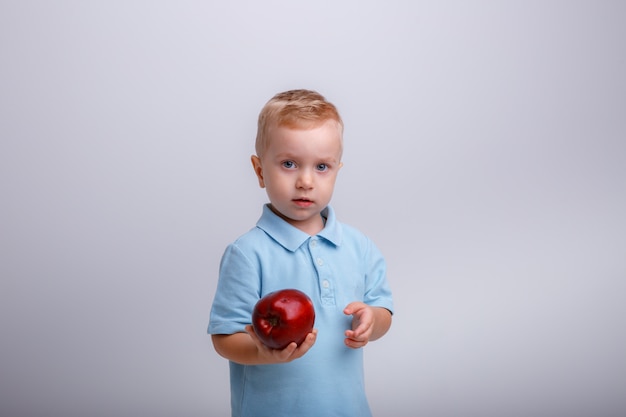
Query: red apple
252,289,315,350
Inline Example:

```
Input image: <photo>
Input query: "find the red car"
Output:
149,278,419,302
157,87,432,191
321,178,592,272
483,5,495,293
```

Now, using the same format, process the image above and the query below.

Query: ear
251,155,265,188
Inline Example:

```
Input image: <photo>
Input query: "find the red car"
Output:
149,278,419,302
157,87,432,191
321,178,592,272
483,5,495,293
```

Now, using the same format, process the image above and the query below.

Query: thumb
343,301,364,316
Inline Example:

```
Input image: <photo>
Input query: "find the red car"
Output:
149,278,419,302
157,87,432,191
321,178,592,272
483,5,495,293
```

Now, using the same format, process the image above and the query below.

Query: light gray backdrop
1,1,625,416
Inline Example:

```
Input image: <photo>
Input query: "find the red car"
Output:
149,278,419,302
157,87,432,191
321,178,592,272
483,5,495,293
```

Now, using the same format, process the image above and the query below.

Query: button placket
309,238,335,306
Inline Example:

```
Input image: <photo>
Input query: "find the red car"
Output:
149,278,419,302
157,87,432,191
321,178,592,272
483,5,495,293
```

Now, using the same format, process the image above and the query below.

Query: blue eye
316,163,328,171
282,160,296,169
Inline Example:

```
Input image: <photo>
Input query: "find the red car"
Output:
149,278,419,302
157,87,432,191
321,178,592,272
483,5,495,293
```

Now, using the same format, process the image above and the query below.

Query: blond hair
255,89,343,157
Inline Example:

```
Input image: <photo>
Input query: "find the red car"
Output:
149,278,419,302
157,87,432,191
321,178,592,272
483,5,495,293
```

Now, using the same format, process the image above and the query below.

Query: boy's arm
343,303,392,349
211,326,317,365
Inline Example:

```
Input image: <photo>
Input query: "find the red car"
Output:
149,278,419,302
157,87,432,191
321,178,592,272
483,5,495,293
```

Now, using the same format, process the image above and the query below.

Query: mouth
293,198,314,207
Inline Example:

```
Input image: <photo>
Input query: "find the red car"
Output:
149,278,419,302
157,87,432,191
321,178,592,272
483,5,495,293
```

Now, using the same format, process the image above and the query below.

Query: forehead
266,120,343,157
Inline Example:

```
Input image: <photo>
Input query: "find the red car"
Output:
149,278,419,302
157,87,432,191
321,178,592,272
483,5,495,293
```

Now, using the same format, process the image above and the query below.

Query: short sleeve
363,240,394,314
208,243,261,335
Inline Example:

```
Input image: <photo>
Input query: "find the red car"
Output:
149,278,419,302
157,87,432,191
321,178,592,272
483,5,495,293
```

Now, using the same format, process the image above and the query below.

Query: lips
293,198,313,207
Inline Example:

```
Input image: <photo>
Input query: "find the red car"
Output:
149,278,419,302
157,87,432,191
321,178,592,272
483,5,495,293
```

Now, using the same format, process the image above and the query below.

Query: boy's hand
244,325,317,363
343,302,375,349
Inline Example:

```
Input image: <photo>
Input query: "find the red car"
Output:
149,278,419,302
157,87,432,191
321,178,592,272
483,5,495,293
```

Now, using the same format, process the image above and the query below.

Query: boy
208,89,393,417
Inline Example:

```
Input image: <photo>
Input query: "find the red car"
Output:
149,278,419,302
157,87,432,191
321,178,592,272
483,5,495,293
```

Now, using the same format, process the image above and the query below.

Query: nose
296,169,314,189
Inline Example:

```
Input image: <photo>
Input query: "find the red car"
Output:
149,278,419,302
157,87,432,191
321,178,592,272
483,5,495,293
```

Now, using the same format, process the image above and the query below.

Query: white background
1,1,625,416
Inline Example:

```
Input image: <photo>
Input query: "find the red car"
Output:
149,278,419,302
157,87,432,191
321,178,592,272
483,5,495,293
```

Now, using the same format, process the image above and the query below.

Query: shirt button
322,280,330,288
316,258,324,266
310,239,317,248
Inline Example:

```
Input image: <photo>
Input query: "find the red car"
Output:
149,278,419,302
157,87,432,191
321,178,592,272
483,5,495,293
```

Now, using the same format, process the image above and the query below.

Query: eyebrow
275,152,339,163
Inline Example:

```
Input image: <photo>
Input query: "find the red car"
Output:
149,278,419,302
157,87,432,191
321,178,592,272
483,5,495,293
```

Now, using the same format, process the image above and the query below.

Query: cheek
265,172,290,192
322,175,338,190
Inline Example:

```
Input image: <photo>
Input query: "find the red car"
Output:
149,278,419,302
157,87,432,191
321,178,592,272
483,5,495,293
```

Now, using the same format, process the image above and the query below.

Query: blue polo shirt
208,204,394,417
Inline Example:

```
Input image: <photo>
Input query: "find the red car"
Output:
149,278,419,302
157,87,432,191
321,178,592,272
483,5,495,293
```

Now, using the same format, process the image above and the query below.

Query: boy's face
251,120,343,235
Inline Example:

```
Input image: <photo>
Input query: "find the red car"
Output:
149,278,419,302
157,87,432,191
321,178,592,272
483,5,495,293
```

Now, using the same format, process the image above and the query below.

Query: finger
343,301,364,316
348,318,370,337
281,331,314,361
352,320,369,336
345,329,359,340
279,342,298,358
292,330,317,355
344,337,367,349
299,329,317,349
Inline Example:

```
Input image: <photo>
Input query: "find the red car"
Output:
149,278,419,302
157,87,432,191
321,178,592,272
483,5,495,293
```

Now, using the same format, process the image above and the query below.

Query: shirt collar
256,204,342,252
